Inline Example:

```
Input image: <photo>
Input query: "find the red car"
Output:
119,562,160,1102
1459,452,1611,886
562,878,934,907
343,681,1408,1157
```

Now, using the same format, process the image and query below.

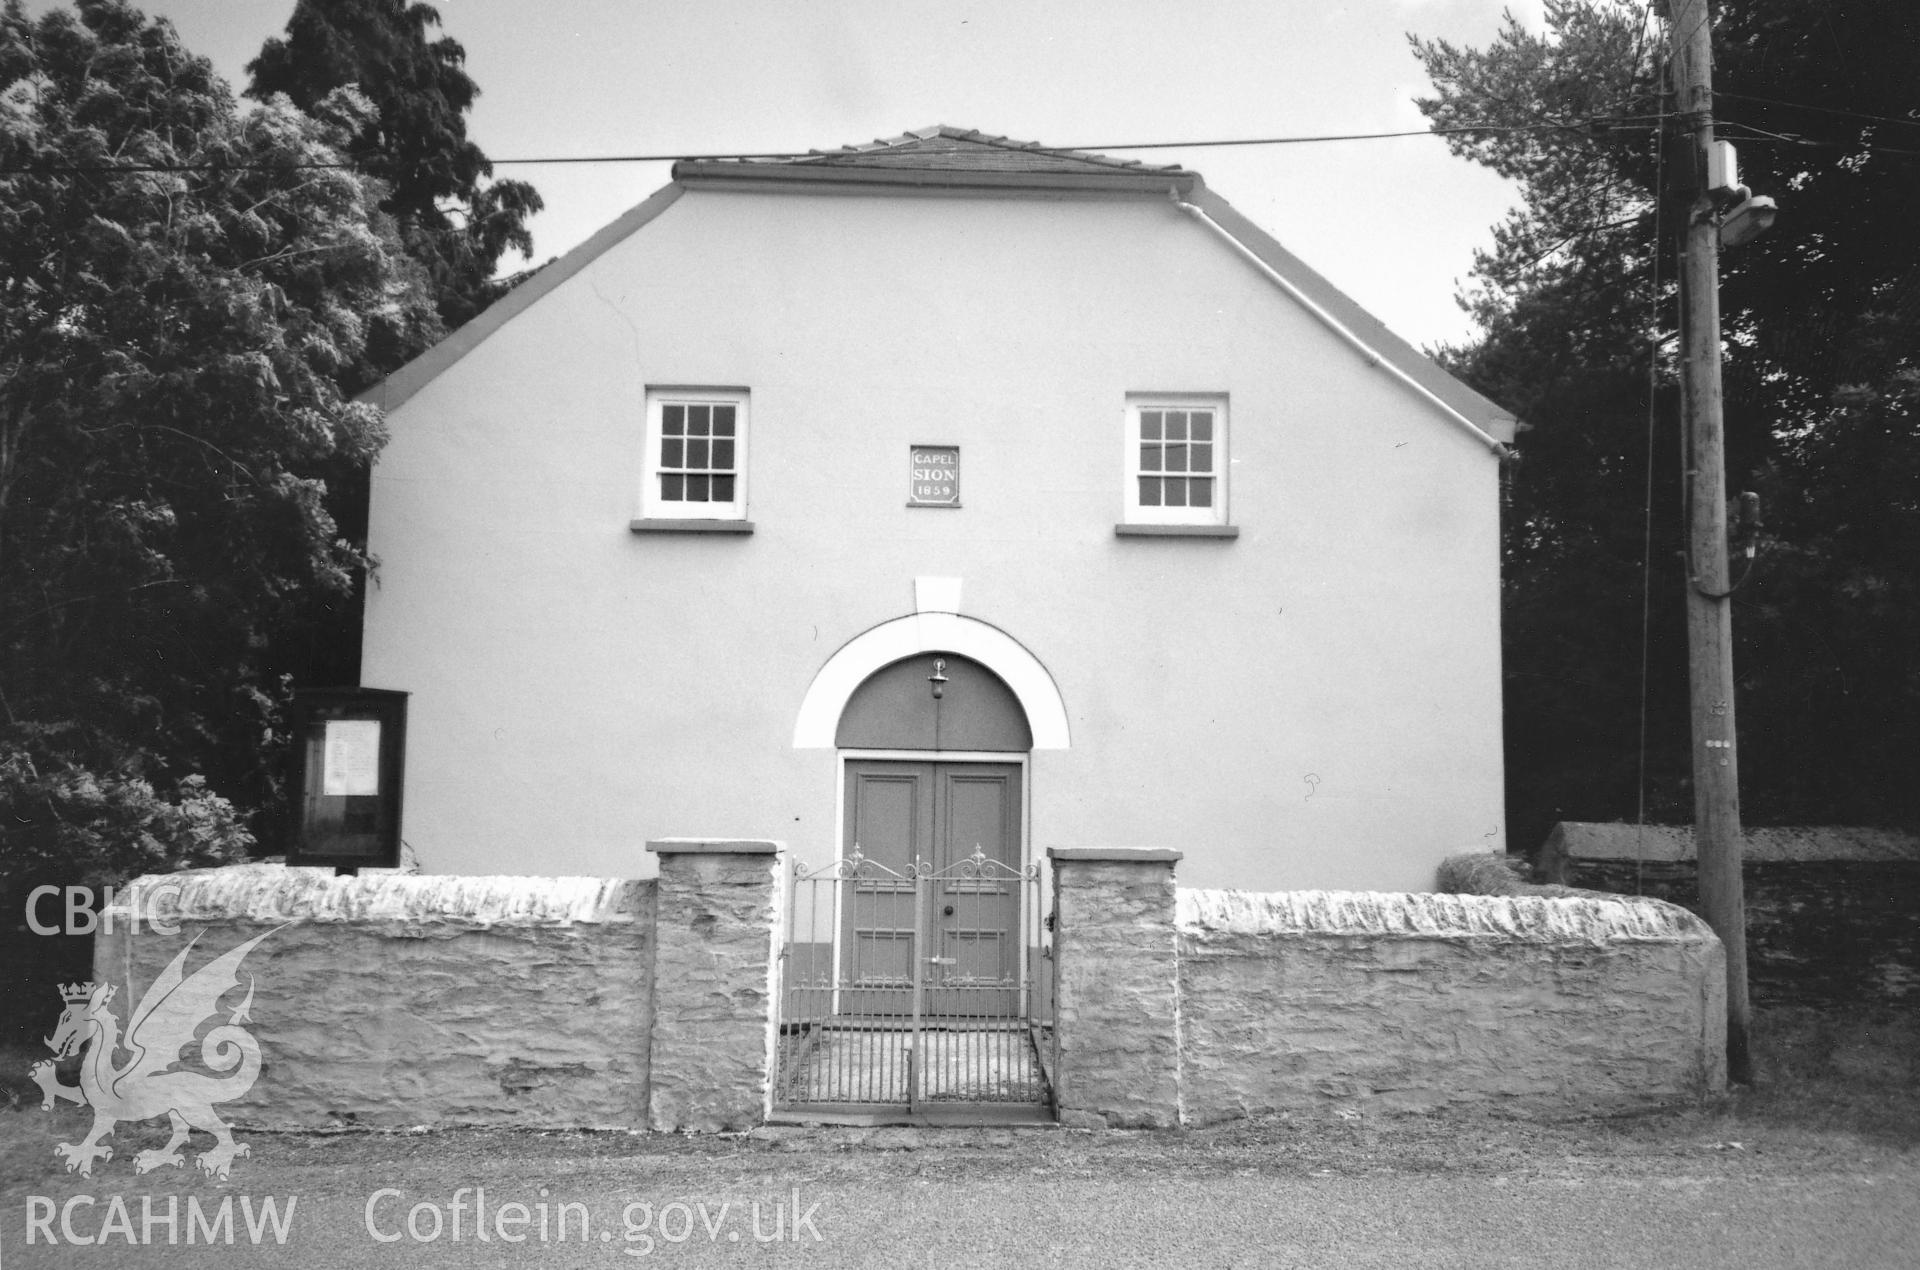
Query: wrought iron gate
773,847,1052,1122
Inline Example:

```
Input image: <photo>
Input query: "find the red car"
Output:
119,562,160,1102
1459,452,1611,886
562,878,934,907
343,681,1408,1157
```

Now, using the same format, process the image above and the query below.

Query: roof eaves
673,160,1198,196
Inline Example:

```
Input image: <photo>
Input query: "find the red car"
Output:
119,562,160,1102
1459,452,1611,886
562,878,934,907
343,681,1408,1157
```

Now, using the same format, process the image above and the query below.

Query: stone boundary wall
1048,850,1727,1127
1540,823,1920,1004
95,843,780,1133
1561,860,1920,1004
89,844,1723,1134
1174,889,1727,1124
97,865,655,1130
1541,822,1920,870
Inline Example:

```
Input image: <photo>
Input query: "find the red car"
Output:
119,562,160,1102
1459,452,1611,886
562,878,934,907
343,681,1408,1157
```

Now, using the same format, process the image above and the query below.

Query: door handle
942,905,955,916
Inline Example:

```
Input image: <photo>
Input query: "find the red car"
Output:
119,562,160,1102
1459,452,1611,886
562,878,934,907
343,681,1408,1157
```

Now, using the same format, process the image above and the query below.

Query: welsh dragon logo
31,928,278,1179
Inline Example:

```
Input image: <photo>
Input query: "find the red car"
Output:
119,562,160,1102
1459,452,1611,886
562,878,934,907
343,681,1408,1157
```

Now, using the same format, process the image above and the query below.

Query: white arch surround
793,613,1070,749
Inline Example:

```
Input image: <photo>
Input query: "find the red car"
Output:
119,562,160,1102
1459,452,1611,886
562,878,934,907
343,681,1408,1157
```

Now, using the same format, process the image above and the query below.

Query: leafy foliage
243,2,543,705
0,0,437,887
1,755,249,888
1412,0,1920,851
246,0,542,353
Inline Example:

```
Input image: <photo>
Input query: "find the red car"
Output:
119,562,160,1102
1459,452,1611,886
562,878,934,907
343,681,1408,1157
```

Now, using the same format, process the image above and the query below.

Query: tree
245,0,542,354
1411,0,1920,852
0,0,438,897
244,2,543,708
1412,3,1689,852
1708,0,1920,829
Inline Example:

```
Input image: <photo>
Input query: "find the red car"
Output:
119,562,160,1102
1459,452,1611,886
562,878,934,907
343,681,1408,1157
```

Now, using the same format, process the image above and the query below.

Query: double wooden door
840,760,1023,1016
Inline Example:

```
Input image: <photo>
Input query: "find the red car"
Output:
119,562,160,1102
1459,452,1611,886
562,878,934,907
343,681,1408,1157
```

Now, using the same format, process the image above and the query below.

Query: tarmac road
3,1115,1916,1268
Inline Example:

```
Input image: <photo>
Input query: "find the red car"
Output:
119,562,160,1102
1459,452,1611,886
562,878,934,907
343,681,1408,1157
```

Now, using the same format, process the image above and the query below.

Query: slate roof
672,125,1194,193
723,125,1191,177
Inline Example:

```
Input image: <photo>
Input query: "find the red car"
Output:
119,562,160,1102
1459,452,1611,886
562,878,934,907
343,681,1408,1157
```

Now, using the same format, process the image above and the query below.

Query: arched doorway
774,640,1052,1118
790,610,1069,750
835,654,1030,1014
836,652,1032,751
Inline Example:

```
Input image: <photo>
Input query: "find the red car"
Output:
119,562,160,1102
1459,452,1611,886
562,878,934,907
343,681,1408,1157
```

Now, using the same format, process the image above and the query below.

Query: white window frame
1123,393,1228,526
640,387,749,521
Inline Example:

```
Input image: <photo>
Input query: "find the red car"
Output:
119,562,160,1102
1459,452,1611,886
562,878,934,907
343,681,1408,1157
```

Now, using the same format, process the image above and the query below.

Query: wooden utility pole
1668,0,1751,1083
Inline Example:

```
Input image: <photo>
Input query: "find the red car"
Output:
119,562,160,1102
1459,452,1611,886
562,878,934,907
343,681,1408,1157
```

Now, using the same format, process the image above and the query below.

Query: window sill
630,518,754,534
1114,523,1238,539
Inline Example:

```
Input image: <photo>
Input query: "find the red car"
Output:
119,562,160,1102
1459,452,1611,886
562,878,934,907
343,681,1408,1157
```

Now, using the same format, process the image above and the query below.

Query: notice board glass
287,688,407,872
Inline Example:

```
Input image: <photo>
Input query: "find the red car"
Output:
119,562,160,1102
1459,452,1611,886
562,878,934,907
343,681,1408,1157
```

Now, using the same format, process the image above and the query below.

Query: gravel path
5,1004,1914,1266
4,1097,1916,1268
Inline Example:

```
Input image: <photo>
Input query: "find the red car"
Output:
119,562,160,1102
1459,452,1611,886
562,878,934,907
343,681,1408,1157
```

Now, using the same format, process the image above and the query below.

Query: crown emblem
60,982,94,1003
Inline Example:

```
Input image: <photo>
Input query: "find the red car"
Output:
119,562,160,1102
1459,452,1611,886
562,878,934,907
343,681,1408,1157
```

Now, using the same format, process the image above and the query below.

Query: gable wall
362,185,1504,891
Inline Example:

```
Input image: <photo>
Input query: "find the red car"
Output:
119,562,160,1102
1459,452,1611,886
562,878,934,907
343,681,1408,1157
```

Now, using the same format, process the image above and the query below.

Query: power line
1045,123,1654,152
1713,124,1920,157
1716,89,1920,132
0,121,1653,176
1634,76,1667,902
8,110,1913,177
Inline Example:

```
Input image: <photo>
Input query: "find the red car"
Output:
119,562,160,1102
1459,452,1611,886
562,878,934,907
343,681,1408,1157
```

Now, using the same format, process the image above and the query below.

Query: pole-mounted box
1708,140,1745,201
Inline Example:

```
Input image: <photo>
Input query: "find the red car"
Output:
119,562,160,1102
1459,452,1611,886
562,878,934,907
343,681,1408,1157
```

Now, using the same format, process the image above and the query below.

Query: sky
44,0,1553,351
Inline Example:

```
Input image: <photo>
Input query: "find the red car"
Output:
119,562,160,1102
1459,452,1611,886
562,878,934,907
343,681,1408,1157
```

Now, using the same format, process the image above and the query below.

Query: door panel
942,928,1011,985
842,762,930,1012
848,764,930,868
928,765,1020,1016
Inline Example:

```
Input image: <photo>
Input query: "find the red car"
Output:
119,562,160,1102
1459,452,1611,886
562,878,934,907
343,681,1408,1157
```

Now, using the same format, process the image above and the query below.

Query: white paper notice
322,719,382,796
